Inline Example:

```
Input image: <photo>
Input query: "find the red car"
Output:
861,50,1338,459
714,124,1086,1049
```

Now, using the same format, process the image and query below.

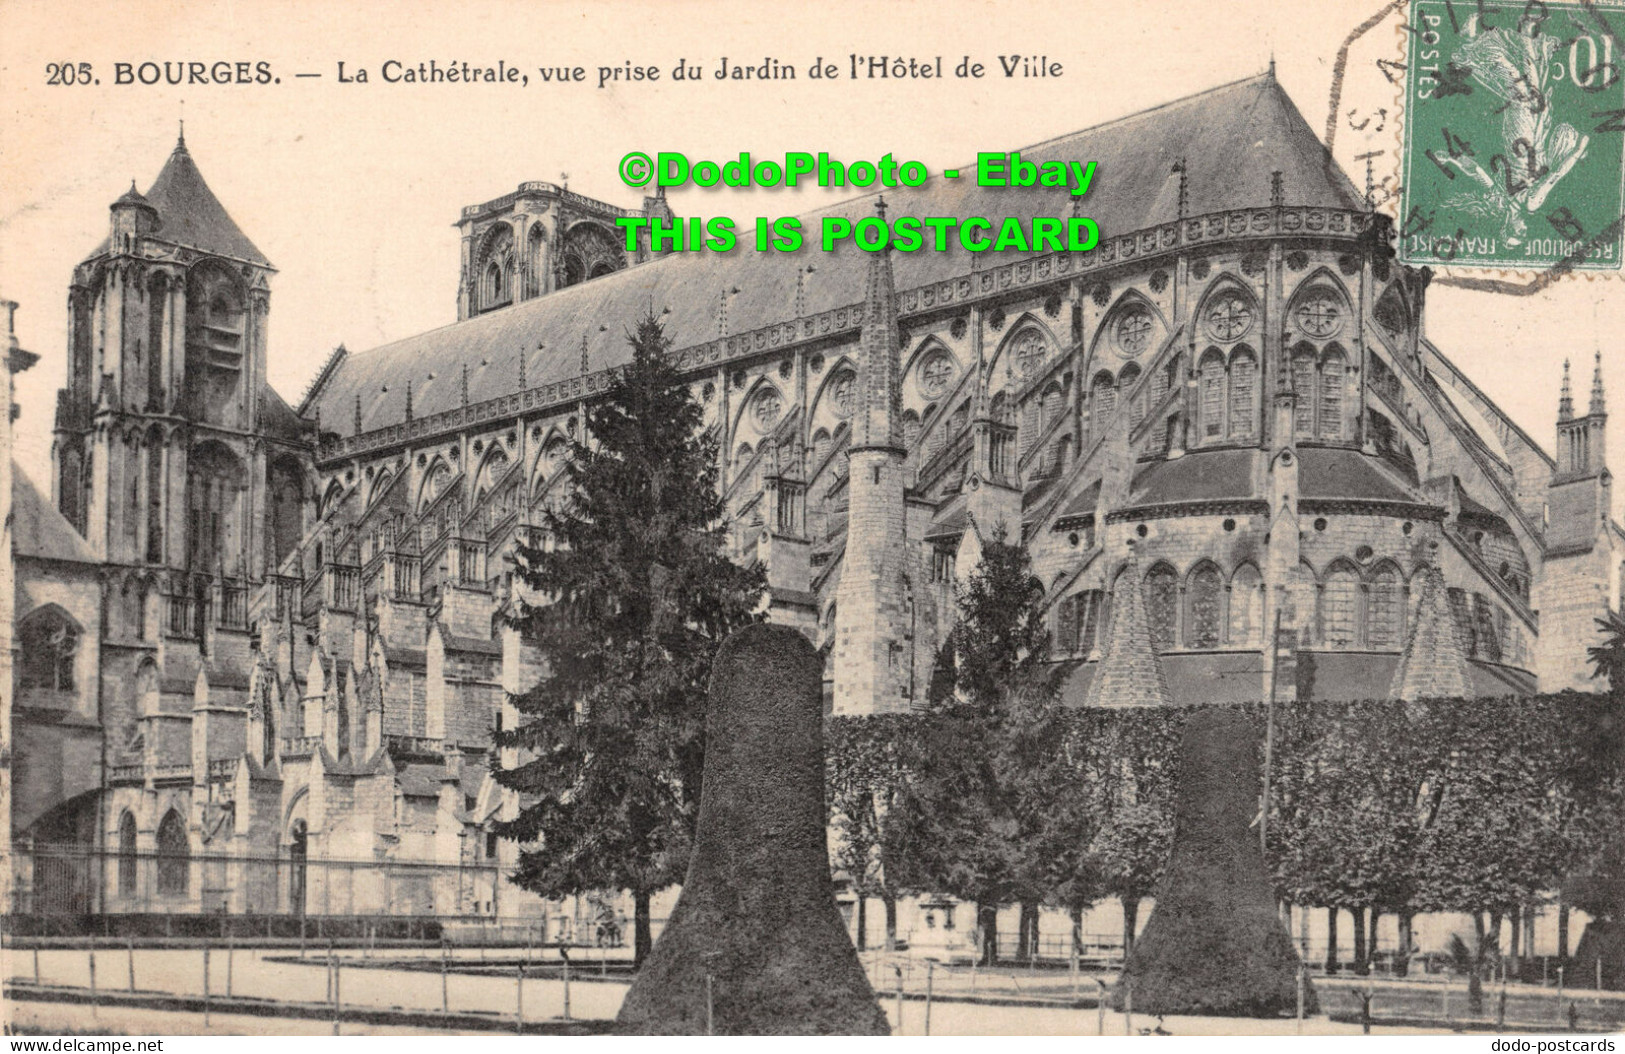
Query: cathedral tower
53,131,286,611
832,199,913,715
1535,354,1615,692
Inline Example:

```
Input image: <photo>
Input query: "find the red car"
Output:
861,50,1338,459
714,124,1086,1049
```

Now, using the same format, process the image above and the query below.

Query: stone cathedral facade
9,72,1620,921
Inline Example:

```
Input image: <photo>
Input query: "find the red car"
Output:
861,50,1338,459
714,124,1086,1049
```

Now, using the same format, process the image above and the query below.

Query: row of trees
828,537,1625,968
493,313,1622,971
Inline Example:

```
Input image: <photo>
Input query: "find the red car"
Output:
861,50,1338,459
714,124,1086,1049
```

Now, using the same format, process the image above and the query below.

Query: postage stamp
1399,0,1625,271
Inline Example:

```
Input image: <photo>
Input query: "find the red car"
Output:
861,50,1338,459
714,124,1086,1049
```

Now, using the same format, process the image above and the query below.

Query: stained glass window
1200,351,1225,438
1093,373,1117,421
1322,564,1360,647
1229,349,1257,439
1368,564,1402,649
1146,564,1178,650
157,811,189,896
1229,564,1263,646
1320,349,1346,440
1188,564,1223,647
1293,348,1317,438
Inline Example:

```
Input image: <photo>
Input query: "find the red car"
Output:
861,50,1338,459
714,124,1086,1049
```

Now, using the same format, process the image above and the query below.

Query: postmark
1399,0,1625,271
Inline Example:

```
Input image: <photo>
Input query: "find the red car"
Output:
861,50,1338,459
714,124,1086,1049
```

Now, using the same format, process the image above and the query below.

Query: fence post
441,940,450,1017
515,964,524,1034
88,948,97,1015
1598,957,1604,992
33,944,39,984
332,953,341,1036
705,973,714,1036
1124,977,1134,1036
127,936,136,993
1557,965,1565,1018
1095,979,1107,1036
227,932,234,997
203,942,211,1028
1296,962,1305,1033
893,964,904,1035
924,962,934,1036
560,946,572,1021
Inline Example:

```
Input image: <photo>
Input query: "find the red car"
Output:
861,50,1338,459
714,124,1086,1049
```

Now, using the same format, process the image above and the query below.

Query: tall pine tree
493,312,766,965
890,531,1062,964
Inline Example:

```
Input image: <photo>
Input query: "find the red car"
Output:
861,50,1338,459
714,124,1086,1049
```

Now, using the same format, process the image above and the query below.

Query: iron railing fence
8,843,507,921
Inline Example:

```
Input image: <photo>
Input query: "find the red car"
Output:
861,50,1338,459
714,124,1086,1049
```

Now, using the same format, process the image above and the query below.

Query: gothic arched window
146,429,166,563
1229,564,1263,646
526,225,546,298
1321,561,1361,647
810,429,831,469
1085,372,1111,425
1145,563,1178,650
186,441,248,576
1228,347,1257,440
19,608,78,692
59,445,85,534
183,263,246,426
1368,561,1403,649
1187,562,1223,648
1199,350,1226,439
1320,346,1348,440
1292,345,1318,438
156,810,189,896
1119,363,1144,426
147,272,168,411
117,812,138,896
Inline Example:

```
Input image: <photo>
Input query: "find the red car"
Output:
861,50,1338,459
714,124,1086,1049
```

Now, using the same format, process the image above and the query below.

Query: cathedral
7,71,1619,927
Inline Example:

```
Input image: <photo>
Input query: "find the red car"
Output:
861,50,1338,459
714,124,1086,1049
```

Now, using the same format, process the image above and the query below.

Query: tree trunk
1325,907,1340,975
1368,909,1381,973
1559,899,1571,960
1397,912,1414,979
1509,903,1522,977
978,902,999,966
1071,905,1084,956
855,893,868,952
1353,906,1369,976
634,891,653,968
1018,901,1040,962
883,892,898,952
1122,897,1140,958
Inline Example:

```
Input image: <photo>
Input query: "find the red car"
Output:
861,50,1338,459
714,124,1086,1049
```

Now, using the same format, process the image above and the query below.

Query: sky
3,0,1622,505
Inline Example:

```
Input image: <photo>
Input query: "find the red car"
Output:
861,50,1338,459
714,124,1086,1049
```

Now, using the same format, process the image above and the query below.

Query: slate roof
1059,651,1534,706
1130,448,1256,505
87,136,271,268
1297,447,1421,504
11,466,95,563
310,73,1363,437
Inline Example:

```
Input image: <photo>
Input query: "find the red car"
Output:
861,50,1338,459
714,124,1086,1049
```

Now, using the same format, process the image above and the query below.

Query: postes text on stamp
1401,0,1625,271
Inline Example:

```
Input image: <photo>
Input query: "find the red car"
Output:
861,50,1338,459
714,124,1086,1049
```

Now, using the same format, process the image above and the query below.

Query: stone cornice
318,206,1382,468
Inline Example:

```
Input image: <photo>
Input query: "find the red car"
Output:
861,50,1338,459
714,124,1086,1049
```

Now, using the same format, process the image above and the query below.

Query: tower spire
1591,350,1606,416
853,196,902,451
1560,358,1574,421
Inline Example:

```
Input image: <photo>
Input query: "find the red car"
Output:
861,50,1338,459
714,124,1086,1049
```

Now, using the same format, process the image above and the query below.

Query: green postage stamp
1401,0,1625,271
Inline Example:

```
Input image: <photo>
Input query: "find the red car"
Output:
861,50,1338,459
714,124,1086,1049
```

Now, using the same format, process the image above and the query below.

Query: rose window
830,370,856,417
753,389,783,429
1116,310,1153,357
1296,294,1343,338
1205,294,1254,342
920,352,955,397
